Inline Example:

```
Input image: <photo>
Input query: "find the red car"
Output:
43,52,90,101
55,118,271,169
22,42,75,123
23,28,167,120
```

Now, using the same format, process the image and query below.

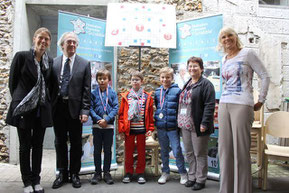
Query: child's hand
146,130,152,137
97,119,107,128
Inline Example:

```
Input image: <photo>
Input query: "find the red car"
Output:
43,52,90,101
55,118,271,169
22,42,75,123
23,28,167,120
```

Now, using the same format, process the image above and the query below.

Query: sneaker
23,185,34,193
180,173,188,185
122,173,132,183
103,172,114,185
158,173,169,184
137,174,146,184
91,173,102,185
34,184,44,193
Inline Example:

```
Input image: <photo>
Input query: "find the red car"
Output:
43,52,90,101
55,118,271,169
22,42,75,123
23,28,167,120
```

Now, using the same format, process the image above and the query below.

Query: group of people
6,26,270,193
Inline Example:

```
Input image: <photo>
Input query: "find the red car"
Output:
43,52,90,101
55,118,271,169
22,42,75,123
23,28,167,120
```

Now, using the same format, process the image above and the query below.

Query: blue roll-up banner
57,11,116,174
169,14,223,180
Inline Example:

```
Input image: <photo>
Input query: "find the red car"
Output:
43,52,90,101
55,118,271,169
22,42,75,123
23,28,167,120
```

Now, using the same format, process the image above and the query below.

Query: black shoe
104,172,114,185
122,173,132,183
71,174,81,188
91,173,102,185
185,180,196,187
192,182,205,191
52,172,69,189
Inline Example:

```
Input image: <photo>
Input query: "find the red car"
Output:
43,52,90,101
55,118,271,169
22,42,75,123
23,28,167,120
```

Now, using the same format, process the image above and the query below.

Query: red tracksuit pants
125,134,146,174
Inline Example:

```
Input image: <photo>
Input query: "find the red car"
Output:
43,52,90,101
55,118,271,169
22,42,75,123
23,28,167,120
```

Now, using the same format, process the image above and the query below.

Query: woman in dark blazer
6,27,53,193
177,57,215,191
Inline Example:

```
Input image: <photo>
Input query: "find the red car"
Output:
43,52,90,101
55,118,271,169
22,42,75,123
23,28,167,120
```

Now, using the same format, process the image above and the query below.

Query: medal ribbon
98,87,109,112
130,88,144,112
160,88,167,110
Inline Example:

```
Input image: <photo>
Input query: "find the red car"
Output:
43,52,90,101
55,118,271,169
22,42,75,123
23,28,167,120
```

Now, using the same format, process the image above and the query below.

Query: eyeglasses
65,40,77,45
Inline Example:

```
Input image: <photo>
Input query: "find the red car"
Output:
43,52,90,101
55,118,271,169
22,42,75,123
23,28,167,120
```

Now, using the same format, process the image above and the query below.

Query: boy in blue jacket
154,67,187,185
90,69,118,185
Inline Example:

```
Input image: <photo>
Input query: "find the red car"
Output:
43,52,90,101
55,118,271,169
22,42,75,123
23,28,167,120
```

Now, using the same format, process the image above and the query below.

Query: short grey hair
57,32,79,50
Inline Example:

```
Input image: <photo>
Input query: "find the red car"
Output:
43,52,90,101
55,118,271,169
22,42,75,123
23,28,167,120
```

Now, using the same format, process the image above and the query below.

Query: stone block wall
0,0,14,162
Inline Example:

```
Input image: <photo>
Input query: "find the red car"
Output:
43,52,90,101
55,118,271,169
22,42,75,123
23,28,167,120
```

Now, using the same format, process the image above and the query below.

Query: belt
166,128,176,131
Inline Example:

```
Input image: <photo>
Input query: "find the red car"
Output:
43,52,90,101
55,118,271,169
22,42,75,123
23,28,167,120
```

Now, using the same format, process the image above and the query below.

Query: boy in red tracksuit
118,70,154,184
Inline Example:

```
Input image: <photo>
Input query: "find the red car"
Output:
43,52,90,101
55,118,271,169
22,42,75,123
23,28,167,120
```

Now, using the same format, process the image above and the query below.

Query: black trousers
53,99,82,175
92,128,114,174
17,113,46,187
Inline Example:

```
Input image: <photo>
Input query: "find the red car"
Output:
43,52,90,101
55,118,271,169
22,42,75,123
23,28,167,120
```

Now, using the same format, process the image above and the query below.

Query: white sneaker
34,184,44,193
23,185,33,193
137,174,146,184
180,173,188,185
158,173,169,184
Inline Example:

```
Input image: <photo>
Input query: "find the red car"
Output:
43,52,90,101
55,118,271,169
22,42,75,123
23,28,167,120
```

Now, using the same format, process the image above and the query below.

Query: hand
254,102,263,111
79,114,88,123
146,130,152,137
200,125,207,133
97,119,108,128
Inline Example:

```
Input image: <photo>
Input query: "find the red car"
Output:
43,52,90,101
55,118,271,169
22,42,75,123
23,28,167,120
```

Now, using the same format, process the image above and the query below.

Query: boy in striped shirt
118,71,154,184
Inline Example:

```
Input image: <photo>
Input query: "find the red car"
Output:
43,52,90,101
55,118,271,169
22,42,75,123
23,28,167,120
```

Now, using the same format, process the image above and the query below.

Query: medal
99,87,109,115
158,88,167,120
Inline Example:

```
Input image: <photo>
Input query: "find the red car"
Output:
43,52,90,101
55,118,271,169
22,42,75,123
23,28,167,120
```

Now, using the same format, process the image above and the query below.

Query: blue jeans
157,129,187,174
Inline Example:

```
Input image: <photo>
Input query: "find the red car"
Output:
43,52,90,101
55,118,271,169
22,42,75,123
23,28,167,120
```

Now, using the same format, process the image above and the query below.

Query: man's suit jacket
51,54,91,119
6,49,53,128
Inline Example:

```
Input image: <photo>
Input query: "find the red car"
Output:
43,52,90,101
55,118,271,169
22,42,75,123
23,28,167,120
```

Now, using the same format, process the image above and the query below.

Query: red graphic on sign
111,29,119,35
141,42,145,46
136,24,144,32
162,24,166,27
164,33,172,40
118,42,122,45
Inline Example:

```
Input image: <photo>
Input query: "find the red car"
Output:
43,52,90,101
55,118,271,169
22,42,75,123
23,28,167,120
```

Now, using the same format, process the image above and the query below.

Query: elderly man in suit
51,32,91,189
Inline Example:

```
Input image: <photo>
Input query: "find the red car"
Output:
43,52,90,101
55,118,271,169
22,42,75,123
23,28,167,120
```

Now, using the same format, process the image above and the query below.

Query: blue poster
57,11,116,173
169,14,223,99
168,15,223,180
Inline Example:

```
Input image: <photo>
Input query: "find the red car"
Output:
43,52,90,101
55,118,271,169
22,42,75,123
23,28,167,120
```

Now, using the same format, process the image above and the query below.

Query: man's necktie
60,58,70,97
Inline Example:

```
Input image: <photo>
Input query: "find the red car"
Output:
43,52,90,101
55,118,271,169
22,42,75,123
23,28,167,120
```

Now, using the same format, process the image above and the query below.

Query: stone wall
0,0,14,162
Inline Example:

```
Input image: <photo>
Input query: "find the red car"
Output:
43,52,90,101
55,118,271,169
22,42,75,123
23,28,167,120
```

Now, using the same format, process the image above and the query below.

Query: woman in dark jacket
6,27,53,193
178,56,215,191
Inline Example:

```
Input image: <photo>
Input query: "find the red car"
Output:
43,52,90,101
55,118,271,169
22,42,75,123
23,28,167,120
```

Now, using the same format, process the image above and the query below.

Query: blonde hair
159,67,174,79
217,27,243,52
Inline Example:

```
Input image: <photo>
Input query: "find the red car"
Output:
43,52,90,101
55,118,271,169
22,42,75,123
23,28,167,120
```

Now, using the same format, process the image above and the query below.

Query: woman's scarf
12,49,49,117
128,87,144,121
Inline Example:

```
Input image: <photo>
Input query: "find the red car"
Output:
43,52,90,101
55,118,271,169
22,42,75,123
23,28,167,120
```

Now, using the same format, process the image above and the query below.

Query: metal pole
138,46,141,71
